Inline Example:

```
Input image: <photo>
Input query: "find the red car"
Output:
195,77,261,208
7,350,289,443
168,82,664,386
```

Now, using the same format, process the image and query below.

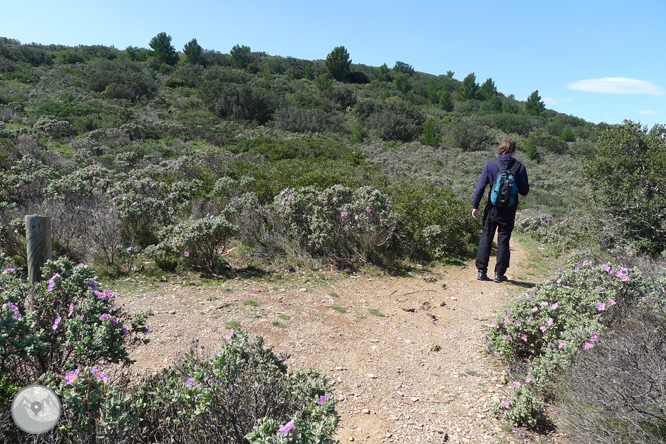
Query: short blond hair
497,138,516,156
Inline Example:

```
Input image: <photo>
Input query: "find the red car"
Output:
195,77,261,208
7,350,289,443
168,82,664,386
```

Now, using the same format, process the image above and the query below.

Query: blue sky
3,0,665,127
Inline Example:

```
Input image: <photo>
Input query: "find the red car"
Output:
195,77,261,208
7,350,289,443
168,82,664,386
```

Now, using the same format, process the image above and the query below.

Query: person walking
472,138,529,282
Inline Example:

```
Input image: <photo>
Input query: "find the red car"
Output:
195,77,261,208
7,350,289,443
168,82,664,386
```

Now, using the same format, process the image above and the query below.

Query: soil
113,240,570,444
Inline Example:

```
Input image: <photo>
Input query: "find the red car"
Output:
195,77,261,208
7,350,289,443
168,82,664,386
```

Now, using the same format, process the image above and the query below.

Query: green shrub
273,184,397,267
87,59,157,101
585,121,666,254
444,119,492,151
366,98,426,142
154,215,237,273
388,180,479,261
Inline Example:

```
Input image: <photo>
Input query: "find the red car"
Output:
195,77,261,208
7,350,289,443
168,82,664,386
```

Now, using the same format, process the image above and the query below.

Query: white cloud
637,110,661,116
543,97,574,106
566,77,664,96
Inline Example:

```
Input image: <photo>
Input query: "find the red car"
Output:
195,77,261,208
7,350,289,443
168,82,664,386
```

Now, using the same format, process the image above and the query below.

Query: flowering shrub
0,257,150,385
130,330,338,443
151,215,237,273
488,258,651,427
273,184,397,267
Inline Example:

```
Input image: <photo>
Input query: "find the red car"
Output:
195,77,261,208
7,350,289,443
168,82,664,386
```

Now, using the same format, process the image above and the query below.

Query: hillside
1,35,600,273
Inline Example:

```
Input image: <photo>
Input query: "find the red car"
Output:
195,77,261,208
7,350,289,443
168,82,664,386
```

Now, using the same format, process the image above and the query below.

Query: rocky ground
113,239,569,443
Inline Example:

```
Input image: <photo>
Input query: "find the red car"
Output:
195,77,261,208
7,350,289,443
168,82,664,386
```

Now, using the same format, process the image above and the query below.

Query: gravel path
115,240,568,443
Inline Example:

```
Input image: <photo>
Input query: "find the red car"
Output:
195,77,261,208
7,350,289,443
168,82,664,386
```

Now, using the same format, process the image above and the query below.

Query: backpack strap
495,158,521,175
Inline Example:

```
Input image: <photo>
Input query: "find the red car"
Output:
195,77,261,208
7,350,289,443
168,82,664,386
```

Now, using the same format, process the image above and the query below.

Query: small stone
430,344,441,352
348,438,355,442
451,297,457,301
299,288,307,292
362,409,370,414
411,397,419,402
367,374,377,379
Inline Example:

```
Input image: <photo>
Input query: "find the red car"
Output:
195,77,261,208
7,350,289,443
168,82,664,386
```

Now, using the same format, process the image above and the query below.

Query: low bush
132,331,338,443
388,180,479,261
488,256,655,427
272,184,397,267
0,257,150,384
555,307,666,443
151,215,237,274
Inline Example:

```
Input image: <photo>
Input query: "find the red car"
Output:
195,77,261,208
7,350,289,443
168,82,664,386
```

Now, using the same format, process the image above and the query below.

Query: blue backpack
490,159,521,208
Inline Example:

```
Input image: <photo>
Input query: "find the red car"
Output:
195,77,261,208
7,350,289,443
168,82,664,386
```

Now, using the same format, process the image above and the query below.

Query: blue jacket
472,155,529,209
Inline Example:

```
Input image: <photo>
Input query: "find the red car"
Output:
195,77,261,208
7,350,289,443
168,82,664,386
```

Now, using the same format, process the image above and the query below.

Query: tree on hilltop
149,32,179,66
479,78,497,100
325,46,351,81
459,72,479,101
230,44,251,69
525,90,545,115
183,38,204,65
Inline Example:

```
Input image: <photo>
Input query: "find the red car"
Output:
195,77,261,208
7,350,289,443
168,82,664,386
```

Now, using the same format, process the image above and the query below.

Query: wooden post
25,215,52,310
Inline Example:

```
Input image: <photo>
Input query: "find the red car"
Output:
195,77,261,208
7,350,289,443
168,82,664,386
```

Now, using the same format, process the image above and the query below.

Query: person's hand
472,208,479,220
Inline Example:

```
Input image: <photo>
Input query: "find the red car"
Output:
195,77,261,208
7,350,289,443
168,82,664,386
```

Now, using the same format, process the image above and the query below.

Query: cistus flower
584,342,594,350
185,378,201,388
47,273,60,292
91,368,108,385
226,329,235,340
52,316,62,330
317,393,330,405
65,369,79,385
278,419,294,434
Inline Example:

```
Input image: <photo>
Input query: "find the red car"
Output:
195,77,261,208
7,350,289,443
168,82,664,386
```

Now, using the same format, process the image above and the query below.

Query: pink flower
227,329,235,340
317,393,330,405
584,342,594,350
540,325,547,332
91,368,108,385
521,334,527,341
531,307,538,313
65,369,79,385
547,318,553,326
596,302,606,311
52,316,61,331
558,343,565,350
68,303,74,317
512,381,521,388
278,419,294,434
608,298,616,305
184,251,189,257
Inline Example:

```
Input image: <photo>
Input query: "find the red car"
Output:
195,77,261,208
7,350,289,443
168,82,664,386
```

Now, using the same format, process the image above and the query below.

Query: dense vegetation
1,33,665,442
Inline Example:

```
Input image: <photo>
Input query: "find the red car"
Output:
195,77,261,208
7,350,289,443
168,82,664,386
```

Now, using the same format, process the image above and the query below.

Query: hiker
472,138,529,282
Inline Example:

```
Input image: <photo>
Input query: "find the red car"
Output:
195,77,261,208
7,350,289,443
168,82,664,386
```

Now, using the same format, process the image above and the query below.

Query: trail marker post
25,215,52,311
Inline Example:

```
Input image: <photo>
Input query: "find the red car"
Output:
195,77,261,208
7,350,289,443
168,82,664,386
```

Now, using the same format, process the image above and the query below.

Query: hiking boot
494,273,508,283
477,270,489,281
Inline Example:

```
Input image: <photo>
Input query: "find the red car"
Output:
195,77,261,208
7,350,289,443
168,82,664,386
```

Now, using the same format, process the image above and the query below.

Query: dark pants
475,204,516,275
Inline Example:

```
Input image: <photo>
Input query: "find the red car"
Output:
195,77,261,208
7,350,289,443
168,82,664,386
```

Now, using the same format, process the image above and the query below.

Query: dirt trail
115,240,561,443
